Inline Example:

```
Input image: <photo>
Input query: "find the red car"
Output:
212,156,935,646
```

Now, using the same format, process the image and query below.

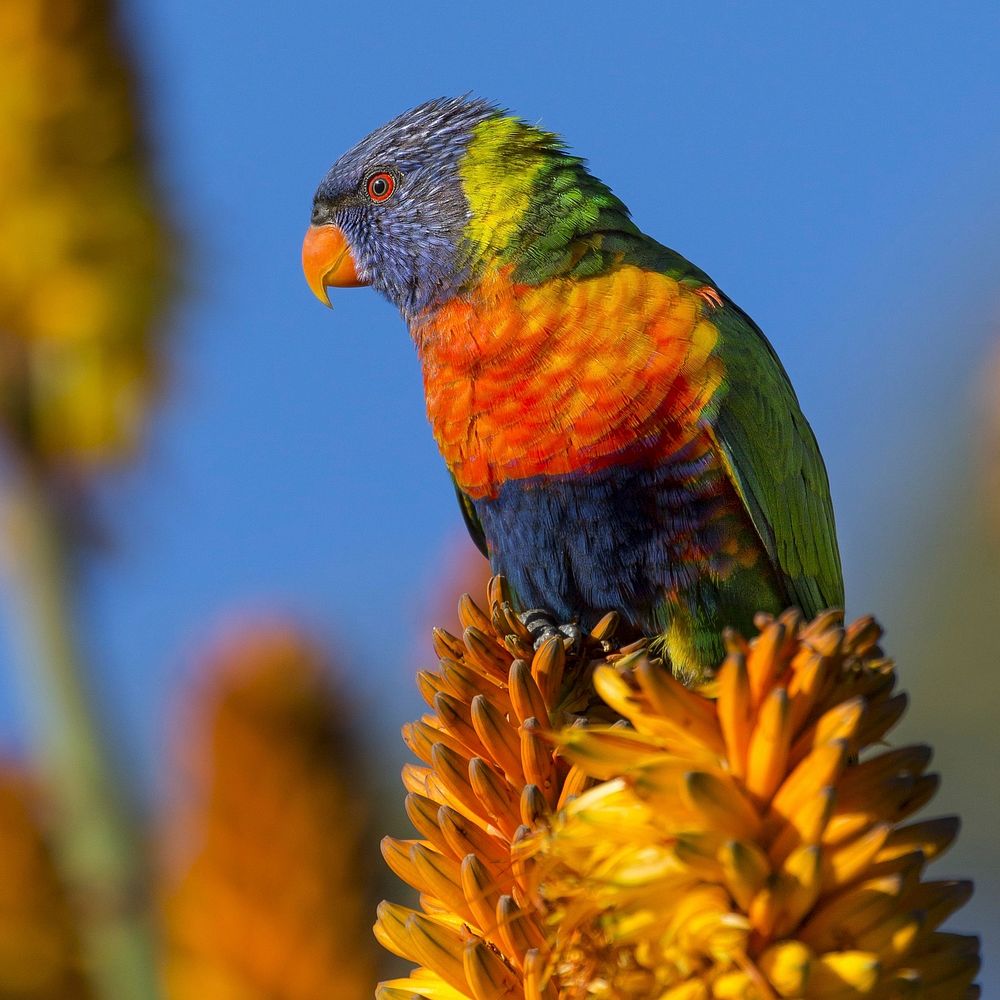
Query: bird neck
456,116,640,286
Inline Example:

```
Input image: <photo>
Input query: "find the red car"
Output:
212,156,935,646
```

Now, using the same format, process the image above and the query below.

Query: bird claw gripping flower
375,579,980,1000
304,97,843,681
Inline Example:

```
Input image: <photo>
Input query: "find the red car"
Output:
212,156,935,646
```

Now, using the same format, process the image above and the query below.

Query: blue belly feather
474,441,739,632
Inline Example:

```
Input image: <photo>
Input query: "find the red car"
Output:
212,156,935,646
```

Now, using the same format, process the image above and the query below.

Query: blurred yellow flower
0,764,90,999
376,581,980,1000
0,0,170,468
160,623,376,1000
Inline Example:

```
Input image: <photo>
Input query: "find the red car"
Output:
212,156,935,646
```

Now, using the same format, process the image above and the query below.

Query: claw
519,609,581,650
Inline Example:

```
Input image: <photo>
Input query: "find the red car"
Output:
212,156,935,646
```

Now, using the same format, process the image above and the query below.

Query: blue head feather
312,96,499,317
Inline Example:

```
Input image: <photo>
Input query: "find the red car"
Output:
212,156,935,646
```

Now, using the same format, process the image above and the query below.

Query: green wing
452,474,489,559
710,300,844,616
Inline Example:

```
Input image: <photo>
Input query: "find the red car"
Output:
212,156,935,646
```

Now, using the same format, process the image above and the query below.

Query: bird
302,97,843,681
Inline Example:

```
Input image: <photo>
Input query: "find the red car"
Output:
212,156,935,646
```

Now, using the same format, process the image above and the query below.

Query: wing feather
709,302,844,616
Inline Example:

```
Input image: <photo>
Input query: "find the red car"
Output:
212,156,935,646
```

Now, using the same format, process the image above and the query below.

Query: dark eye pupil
371,178,388,196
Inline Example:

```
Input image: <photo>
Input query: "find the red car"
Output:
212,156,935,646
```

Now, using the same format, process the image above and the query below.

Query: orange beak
301,223,368,307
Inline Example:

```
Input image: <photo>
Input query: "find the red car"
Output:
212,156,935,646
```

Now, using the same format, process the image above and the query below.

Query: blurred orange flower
0,764,90,998
160,623,375,1000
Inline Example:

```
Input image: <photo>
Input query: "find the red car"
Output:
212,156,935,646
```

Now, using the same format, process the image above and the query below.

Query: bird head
302,97,634,318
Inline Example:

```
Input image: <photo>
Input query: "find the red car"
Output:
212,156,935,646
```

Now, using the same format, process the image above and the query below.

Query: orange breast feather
414,265,724,501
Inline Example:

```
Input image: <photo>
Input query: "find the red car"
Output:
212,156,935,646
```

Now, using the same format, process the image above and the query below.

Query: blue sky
1,0,999,983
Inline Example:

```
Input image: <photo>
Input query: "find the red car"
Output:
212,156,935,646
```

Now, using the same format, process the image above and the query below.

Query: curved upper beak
301,223,368,307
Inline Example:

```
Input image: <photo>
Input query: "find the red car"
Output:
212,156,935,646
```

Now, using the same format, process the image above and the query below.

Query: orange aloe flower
160,624,376,1000
375,579,979,1000
0,764,90,998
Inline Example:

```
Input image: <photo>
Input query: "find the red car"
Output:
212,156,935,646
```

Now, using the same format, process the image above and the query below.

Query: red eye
367,172,394,202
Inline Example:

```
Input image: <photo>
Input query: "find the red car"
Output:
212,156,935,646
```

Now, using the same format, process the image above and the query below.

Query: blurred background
0,1,998,996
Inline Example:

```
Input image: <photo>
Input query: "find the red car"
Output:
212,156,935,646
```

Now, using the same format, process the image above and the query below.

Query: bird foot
518,609,581,650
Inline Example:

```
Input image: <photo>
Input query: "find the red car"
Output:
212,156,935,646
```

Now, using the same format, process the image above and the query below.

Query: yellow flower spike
719,839,771,912
909,879,975,932
717,652,753,778
444,659,494,703
437,805,510,872
589,661,642,716
854,691,909,747
407,794,459,856
852,910,923,962
431,744,485,820
374,901,419,960
748,879,782,939
787,695,865,766
772,844,823,936
406,720,464,763
767,739,849,828
556,764,593,809
523,948,556,1000
379,980,474,1000
783,648,828,738
463,627,512,680
531,636,566,705
809,951,881,996
797,874,905,952
745,687,791,803
402,721,435,762
471,695,525,784
799,612,844,652
412,844,476,924
469,758,521,839
661,979,710,999
711,969,756,999
745,621,786,707
436,692,491,758
757,939,813,997
426,716,484,761
461,855,503,940
520,784,549,827
509,659,551,726
459,594,494,634
418,671,451,708
878,816,959,864
496,895,545,962
463,939,521,1000
375,984,424,1000
682,771,762,841
821,810,875,848
837,744,933,801
558,725,666,778
768,786,835,866
820,823,891,891
635,657,726,755
405,913,473,996
905,934,981,991
378,581,980,999
434,628,468,662
520,720,558,807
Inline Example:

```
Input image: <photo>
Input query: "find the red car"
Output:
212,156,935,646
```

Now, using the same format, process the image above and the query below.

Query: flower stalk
0,462,158,999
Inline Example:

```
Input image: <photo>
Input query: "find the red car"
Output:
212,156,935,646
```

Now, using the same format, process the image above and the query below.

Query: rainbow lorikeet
302,97,843,680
